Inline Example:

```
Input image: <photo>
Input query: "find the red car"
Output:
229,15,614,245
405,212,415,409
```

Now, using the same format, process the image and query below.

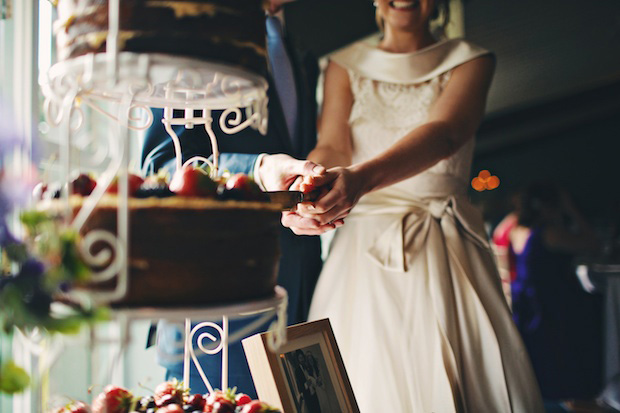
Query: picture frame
242,318,360,413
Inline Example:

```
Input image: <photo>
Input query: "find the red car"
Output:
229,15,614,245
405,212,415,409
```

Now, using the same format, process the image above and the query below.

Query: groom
142,0,345,397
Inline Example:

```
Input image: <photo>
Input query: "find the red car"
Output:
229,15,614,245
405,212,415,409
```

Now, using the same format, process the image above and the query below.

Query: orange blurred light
472,177,485,191
486,175,500,190
478,170,491,180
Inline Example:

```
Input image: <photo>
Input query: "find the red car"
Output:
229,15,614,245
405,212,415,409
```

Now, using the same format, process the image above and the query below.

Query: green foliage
0,361,30,394
0,210,110,395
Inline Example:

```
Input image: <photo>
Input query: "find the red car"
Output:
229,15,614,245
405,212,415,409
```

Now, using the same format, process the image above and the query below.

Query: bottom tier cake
55,195,282,307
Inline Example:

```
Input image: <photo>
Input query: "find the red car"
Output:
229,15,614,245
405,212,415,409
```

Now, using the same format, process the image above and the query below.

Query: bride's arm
300,55,496,224
306,60,354,169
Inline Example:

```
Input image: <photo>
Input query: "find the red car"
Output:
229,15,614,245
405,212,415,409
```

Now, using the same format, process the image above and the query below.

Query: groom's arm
218,152,260,176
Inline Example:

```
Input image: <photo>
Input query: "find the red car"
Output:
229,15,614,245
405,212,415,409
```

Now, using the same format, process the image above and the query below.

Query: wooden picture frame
242,318,360,413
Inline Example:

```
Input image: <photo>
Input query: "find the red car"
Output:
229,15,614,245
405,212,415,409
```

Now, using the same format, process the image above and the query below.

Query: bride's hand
297,166,365,225
281,177,344,234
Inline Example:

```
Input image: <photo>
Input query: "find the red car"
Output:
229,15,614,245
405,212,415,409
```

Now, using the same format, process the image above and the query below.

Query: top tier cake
54,0,268,75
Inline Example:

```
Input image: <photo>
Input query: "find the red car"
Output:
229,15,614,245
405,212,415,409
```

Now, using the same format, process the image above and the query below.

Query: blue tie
266,16,298,143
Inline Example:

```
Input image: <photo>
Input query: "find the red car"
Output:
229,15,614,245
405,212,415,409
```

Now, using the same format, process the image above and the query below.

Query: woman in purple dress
510,183,603,401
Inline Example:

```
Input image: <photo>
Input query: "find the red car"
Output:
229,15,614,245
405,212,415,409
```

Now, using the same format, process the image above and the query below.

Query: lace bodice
347,69,475,199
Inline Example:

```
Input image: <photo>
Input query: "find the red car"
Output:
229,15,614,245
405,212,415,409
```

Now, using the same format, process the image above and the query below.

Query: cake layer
55,0,268,75
54,196,282,307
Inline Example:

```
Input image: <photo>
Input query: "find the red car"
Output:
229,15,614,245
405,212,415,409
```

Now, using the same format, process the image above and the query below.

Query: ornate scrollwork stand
37,36,286,398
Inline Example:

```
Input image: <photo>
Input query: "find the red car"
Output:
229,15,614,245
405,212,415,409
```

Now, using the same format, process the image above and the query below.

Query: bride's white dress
308,39,544,413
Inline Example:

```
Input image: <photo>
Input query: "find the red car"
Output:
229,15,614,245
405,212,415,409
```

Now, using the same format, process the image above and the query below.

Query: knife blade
265,191,318,210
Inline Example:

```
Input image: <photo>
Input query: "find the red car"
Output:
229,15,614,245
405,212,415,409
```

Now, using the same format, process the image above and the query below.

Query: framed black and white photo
242,319,359,413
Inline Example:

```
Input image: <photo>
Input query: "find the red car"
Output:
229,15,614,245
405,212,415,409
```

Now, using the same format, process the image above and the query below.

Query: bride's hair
374,0,451,36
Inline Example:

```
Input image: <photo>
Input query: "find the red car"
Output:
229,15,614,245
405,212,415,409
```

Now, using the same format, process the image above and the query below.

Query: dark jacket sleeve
217,153,259,176
141,109,263,176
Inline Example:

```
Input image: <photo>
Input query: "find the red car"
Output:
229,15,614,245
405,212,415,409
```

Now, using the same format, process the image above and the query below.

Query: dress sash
350,193,490,273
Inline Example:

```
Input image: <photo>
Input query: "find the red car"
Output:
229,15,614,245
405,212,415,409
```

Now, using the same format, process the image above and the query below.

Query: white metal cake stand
38,8,284,397
98,286,288,394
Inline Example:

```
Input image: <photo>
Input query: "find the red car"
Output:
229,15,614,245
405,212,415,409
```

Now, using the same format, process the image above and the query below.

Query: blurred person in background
492,194,520,307
510,182,604,409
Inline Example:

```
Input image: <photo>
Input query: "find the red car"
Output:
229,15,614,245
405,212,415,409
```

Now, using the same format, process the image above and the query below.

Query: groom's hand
281,210,344,235
257,154,325,191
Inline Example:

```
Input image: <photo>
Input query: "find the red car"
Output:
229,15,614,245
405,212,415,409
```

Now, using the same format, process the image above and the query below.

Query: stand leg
222,316,228,391
184,318,191,389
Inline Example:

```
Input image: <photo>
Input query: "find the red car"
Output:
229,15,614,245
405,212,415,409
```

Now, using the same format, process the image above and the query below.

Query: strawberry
235,393,252,406
219,173,266,201
142,171,169,187
91,385,133,413
154,404,184,413
53,401,91,413
211,400,235,413
186,393,206,410
107,174,144,196
169,167,217,198
240,400,280,413
204,389,235,412
224,173,258,193
70,173,97,196
154,379,188,407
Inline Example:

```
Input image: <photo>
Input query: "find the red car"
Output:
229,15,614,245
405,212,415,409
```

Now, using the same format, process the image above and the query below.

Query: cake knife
265,191,318,210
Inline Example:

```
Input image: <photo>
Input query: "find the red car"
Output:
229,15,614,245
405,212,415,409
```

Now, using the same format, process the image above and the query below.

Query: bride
283,0,545,411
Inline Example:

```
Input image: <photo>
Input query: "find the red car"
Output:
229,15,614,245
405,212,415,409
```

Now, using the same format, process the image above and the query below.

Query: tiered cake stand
38,46,287,396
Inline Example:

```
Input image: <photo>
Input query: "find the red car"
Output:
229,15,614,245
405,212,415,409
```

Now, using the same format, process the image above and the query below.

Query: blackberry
134,184,174,198
137,396,156,412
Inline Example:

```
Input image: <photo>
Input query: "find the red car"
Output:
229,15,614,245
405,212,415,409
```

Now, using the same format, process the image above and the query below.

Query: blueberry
217,187,245,201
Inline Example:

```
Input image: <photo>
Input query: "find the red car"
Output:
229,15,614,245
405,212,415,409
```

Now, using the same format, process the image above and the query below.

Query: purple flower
0,100,26,158
0,99,38,217
19,259,46,279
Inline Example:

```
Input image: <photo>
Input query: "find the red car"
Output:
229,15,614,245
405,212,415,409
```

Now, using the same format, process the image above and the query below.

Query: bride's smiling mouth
389,0,420,10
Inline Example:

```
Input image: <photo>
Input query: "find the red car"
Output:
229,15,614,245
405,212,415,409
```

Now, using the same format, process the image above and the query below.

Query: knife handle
300,190,321,203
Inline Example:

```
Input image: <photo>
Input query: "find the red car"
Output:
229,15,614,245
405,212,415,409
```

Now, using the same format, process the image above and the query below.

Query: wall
463,0,620,226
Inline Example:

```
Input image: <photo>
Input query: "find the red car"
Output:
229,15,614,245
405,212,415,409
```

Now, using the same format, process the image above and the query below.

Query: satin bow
364,196,490,272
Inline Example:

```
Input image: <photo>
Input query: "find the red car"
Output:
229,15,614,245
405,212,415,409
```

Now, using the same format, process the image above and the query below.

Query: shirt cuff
252,153,268,191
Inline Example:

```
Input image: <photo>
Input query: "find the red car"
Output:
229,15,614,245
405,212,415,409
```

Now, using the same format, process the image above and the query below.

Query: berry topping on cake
186,393,206,410
70,173,96,196
154,379,188,407
91,385,133,413
48,384,279,413
211,400,235,413
235,392,252,406
32,182,48,200
154,405,184,413
169,167,217,198
37,181,63,200
240,400,279,413
134,182,174,198
52,401,91,413
107,174,145,196
218,173,266,202
136,395,156,411
205,389,235,412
